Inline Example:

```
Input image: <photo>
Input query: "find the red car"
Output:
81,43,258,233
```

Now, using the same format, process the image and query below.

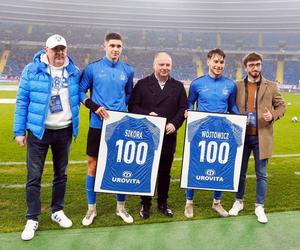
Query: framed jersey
181,111,247,192
94,111,166,196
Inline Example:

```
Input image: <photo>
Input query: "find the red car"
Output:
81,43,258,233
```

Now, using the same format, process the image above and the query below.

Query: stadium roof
1,0,300,31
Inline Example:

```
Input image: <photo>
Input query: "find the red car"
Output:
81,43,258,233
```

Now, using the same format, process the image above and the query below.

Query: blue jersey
188,74,239,114
100,115,160,193
187,116,242,190
79,57,134,128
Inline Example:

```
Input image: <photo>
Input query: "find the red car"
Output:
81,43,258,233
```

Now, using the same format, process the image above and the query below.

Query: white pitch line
170,174,271,182
294,172,300,175
0,183,52,188
0,173,278,187
269,154,300,158
0,160,87,166
0,98,15,103
0,154,299,166
174,153,300,161
0,173,277,187
0,86,18,91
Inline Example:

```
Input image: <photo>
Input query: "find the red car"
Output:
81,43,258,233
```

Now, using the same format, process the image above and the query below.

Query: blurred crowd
1,22,300,85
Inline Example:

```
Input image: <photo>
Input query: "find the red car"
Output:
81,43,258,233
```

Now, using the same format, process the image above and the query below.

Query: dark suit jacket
128,73,188,155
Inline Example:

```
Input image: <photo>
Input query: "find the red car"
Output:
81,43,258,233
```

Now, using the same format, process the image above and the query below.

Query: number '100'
198,141,229,164
116,140,148,165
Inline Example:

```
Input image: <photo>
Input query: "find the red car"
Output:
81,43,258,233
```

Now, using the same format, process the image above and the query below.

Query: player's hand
166,123,176,135
15,136,26,147
246,116,250,125
95,106,109,119
263,107,273,122
184,109,188,119
149,112,158,116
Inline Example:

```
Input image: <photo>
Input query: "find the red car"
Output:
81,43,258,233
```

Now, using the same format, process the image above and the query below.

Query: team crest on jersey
222,87,229,96
119,72,126,81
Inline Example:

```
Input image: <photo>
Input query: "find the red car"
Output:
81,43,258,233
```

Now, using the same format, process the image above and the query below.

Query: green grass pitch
0,89,299,233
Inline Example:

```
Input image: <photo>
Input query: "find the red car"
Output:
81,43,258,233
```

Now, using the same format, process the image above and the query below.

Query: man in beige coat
228,52,285,223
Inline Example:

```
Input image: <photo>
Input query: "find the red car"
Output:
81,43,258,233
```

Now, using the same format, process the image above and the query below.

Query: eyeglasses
51,46,67,53
247,63,262,68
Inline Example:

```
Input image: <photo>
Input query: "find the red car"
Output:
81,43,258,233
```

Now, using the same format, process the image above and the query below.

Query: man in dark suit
128,52,187,219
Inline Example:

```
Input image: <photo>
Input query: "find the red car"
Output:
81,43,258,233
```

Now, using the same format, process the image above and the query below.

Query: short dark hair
243,52,263,66
207,48,226,59
104,32,123,42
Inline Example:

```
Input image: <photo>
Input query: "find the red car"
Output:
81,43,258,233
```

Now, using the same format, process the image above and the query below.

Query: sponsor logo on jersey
196,175,224,182
205,169,215,176
200,87,209,92
122,171,132,178
112,177,141,184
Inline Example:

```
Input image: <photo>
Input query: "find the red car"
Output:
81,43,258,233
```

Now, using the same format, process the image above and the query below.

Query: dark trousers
141,153,174,207
26,127,72,221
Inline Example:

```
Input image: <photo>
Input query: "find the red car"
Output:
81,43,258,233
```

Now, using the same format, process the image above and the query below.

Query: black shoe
140,205,150,219
157,203,173,217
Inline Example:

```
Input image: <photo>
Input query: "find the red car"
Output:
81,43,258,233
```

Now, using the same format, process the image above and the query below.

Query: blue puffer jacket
13,50,80,140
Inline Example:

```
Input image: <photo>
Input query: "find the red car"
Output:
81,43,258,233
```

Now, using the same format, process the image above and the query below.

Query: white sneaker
82,209,97,226
116,208,134,224
184,203,194,218
255,206,268,224
229,200,244,216
21,220,39,241
212,202,229,217
51,210,72,228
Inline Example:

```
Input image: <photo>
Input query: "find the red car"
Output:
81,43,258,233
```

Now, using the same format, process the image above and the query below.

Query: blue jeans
26,127,72,220
236,135,268,205
185,190,222,200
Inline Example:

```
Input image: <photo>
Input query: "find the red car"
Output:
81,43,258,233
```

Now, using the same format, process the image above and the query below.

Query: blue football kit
79,57,134,129
188,74,239,114
100,115,160,193
187,115,243,190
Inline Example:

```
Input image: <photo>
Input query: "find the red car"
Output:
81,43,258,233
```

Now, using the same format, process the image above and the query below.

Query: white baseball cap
46,34,67,48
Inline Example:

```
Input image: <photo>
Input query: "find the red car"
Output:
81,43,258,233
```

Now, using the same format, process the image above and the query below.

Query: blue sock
86,175,96,204
185,189,194,200
213,191,222,200
116,194,126,202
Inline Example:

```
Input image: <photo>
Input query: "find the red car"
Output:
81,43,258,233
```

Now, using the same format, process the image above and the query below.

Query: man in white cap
14,34,80,240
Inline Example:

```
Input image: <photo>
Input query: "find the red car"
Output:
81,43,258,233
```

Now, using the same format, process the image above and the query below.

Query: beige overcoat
236,77,285,159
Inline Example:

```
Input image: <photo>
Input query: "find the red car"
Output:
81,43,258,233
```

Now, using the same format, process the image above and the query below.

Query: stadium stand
284,60,300,85
1,0,300,85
